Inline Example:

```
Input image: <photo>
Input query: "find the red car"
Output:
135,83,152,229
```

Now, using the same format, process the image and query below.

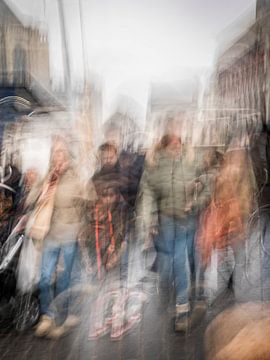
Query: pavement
0,277,235,360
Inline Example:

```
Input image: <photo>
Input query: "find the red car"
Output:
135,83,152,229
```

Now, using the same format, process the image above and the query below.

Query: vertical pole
78,0,88,83
57,0,72,96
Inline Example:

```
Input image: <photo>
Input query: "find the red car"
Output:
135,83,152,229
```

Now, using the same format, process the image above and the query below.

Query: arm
139,168,159,228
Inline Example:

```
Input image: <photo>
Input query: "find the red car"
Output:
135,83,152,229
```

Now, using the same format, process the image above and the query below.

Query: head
99,142,118,169
24,168,38,190
50,136,71,172
100,186,119,208
158,134,182,157
203,149,223,170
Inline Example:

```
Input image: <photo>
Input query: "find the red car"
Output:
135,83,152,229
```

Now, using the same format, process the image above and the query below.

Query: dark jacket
83,200,131,269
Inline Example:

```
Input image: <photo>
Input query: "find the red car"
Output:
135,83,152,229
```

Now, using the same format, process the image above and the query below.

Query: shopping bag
0,216,28,273
27,197,55,244
16,237,41,294
26,173,59,244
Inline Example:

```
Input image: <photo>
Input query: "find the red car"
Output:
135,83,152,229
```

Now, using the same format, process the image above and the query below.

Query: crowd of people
0,111,266,342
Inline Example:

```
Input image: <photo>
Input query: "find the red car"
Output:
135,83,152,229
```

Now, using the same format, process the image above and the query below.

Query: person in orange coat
196,146,256,297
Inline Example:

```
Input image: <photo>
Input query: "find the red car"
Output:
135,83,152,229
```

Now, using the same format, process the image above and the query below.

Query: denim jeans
154,215,196,305
39,241,77,318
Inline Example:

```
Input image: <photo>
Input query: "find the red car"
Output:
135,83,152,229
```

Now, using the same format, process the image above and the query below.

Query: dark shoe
174,303,190,333
190,301,207,328
174,312,189,333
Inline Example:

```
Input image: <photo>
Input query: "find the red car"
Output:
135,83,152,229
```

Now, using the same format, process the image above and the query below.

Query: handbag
16,236,41,293
27,173,58,244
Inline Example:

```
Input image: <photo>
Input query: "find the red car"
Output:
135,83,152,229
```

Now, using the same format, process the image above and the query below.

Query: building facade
204,0,270,147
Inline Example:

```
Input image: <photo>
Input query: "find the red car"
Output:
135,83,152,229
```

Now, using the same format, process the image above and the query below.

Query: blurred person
118,149,145,209
90,143,130,285
197,144,257,301
15,168,39,214
4,167,41,241
92,142,140,212
140,133,202,332
195,149,223,211
185,148,224,324
0,163,22,246
80,184,129,283
27,135,89,339
92,142,121,197
79,182,143,340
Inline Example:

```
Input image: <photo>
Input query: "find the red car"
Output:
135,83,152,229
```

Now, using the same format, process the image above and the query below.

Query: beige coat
26,167,96,245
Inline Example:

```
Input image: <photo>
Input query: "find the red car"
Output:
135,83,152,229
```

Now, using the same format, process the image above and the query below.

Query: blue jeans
154,215,196,305
39,241,77,318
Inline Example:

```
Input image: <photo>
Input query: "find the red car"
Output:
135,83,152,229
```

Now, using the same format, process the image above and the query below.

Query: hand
184,201,193,212
120,241,127,254
195,181,204,194
78,225,91,241
107,244,115,256
105,252,119,270
143,227,157,252
149,225,158,236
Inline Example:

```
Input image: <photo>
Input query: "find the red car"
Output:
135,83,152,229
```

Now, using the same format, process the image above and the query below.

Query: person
92,142,143,209
0,164,22,247
140,133,200,332
197,144,256,301
28,136,89,339
92,142,121,197
80,184,129,281
79,181,145,340
118,149,145,210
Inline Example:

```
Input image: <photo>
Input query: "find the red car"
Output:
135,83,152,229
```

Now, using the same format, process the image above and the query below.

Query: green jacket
139,151,197,228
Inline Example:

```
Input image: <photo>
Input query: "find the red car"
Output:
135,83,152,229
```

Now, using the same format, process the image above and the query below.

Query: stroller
0,215,40,331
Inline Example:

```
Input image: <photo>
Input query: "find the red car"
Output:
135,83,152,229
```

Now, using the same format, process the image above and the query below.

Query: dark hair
156,134,181,152
98,142,118,154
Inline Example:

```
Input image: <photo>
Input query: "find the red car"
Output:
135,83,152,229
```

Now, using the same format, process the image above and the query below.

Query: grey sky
7,0,256,118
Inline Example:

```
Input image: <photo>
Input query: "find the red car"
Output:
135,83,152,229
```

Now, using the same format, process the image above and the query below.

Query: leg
173,222,190,332
156,251,173,294
216,246,235,298
56,242,78,295
54,242,77,320
186,216,196,283
155,216,175,306
39,245,60,317
187,215,206,301
174,223,189,307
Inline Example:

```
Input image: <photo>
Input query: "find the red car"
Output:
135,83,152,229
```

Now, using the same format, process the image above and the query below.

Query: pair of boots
175,301,207,333
35,314,80,339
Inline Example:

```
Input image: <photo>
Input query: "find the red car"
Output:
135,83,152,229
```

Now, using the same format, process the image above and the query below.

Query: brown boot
190,301,207,328
174,303,190,333
46,315,80,340
35,315,55,337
